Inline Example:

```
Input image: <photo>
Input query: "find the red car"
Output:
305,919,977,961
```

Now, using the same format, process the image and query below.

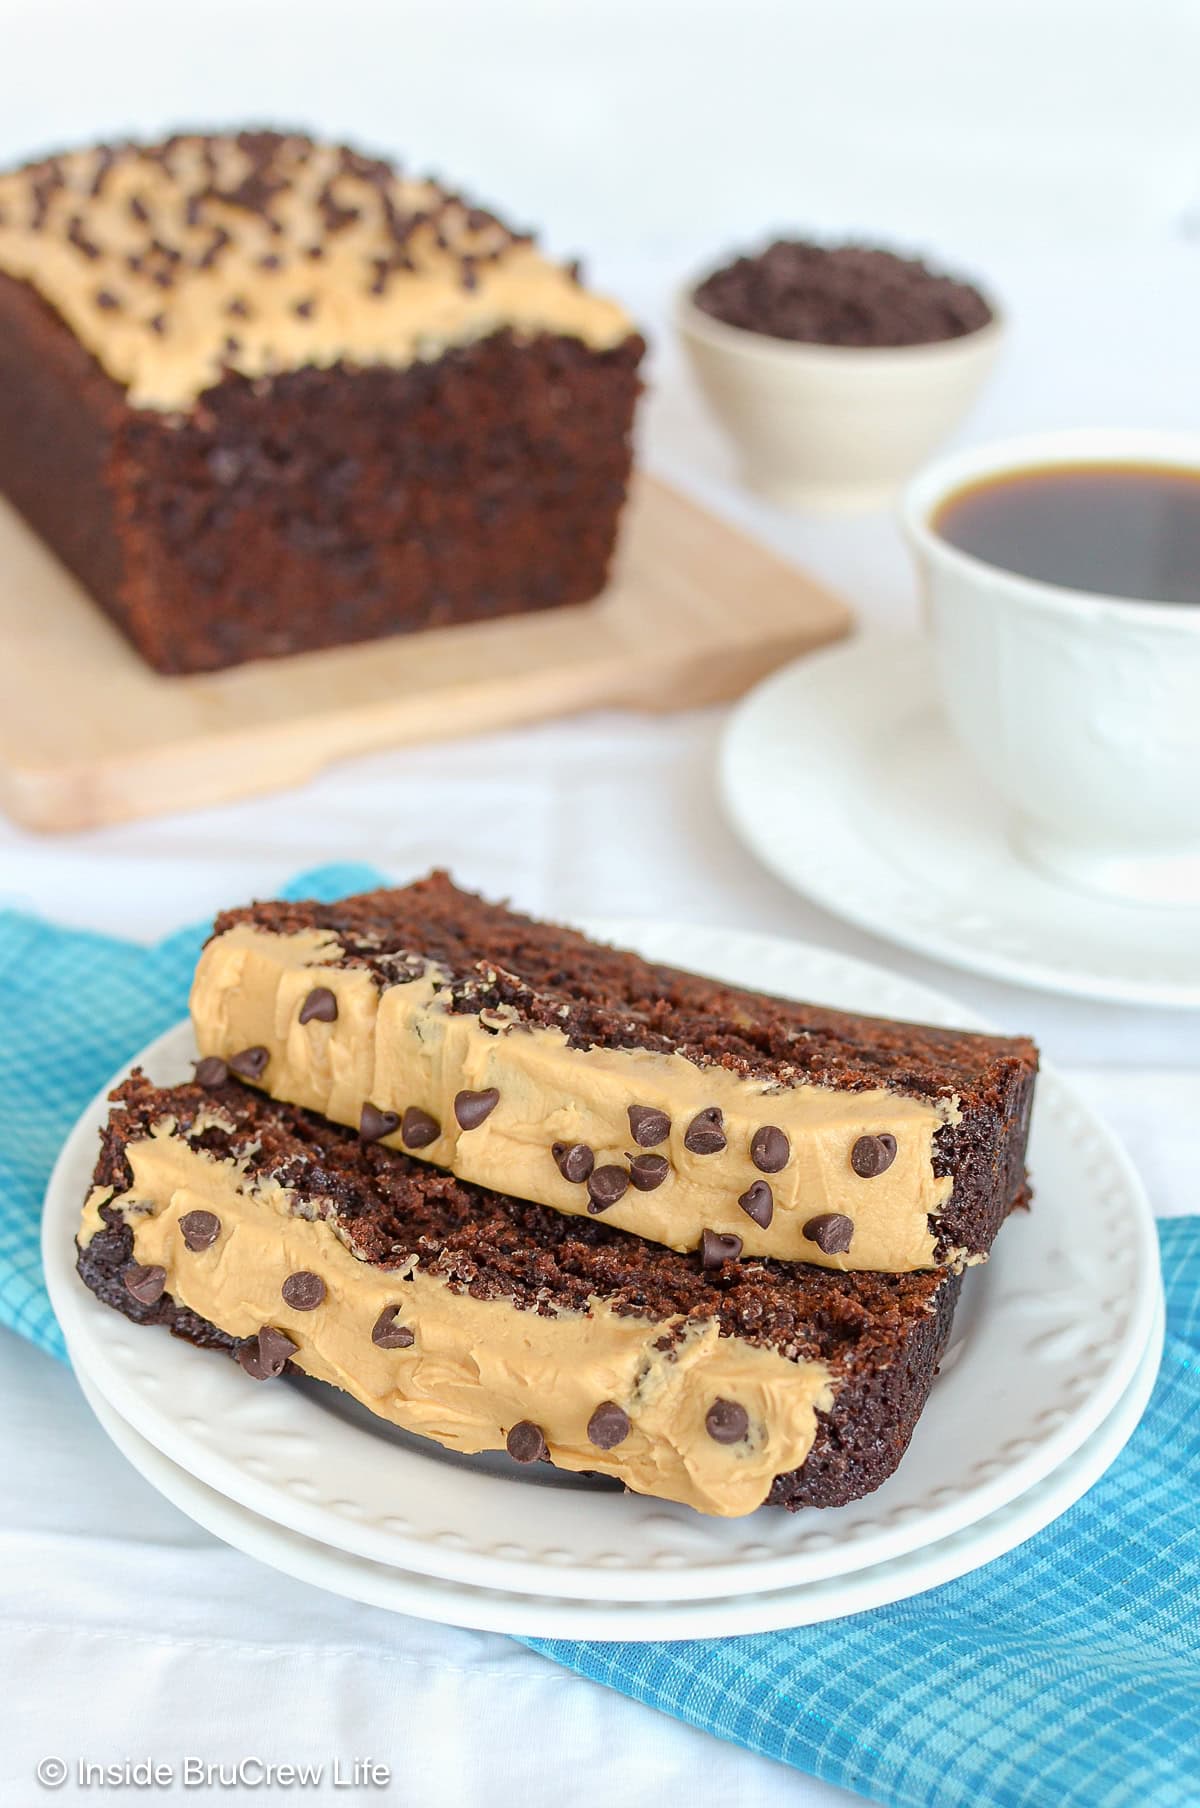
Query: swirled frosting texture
0,132,633,409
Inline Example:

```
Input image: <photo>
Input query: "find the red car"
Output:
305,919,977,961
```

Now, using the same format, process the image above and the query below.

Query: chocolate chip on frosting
228,1045,269,1081
236,1325,298,1381
179,1209,221,1251
851,1133,898,1178
587,1165,629,1214
684,1107,726,1155
454,1088,500,1130
298,985,338,1024
371,1305,415,1349
751,1125,790,1173
193,1056,228,1089
281,1270,326,1311
701,1229,744,1269
705,1399,749,1445
804,1212,854,1255
506,1420,547,1464
359,1102,400,1143
628,1153,669,1192
552,1141,595,1184
401,1107,440,1150
587,1402,631,1449
122,1262,166,1305
627,1104,670,1147
737,1180,774,1229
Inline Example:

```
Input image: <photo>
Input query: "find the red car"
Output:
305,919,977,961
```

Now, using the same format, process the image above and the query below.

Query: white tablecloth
2,247,1197,1807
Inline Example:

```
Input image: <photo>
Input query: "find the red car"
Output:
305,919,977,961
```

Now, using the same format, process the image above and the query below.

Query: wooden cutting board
0,473,851,832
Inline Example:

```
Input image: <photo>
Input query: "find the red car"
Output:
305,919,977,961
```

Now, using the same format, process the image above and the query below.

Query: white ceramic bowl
676,287,1004,512
903,428,1200,907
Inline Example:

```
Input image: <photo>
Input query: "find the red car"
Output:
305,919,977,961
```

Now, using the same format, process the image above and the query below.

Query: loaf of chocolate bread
0,132,643,673
77,1072,962,1516
191,872,1037,1273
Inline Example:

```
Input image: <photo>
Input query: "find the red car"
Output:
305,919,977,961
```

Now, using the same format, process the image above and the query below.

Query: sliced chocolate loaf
78,1071,962,1517
191,872,1037,1273
0,133,643,673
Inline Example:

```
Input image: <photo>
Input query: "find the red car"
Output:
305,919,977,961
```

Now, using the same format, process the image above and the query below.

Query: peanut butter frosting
0,132,634,410
190,924,963,1272
79,1120,833,1517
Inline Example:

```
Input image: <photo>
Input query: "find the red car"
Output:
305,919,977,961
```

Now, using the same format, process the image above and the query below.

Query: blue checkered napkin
529,1218,1200,1808
0,863,385,1359
3,876,1197,1808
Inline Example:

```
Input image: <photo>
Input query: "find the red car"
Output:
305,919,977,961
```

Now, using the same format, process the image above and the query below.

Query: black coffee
933,463,1200,605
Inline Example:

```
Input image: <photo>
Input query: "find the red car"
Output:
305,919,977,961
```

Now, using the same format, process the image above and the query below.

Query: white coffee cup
902,429,1200,906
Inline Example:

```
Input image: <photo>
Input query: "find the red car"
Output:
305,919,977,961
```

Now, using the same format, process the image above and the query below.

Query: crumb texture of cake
0,132,644,672
77,1073,961,1517
191,872,1037,1273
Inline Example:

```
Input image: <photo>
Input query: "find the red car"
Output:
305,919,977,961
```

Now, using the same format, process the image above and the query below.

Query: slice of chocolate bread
78,1072,962,1517
191,872,1037,1273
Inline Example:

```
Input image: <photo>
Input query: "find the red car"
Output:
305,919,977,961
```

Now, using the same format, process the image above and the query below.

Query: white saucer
69,1301,1163,1639
720,635,1200,1007
45,920,1160,1604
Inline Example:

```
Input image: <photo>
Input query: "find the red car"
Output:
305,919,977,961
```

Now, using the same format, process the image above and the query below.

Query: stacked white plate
43,923,1163,1639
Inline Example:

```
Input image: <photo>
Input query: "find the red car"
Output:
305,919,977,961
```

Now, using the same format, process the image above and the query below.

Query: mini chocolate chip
684,1107,726,1155
402,1106,440,1149
122,1263,166,1305
281,1270,326,1311
628,1153,670,1191
236,1325,297,1381
804,1212,854,1255
751,1125,790,1173
371,1305,415,1349
627,1104,670,1147
228,1045,269,1081
705,1398,749,1444
194,1056,228,1089
454,1088,499,1130
701,1228,744,1268
851,1133,898,1178
552,1141,594,1184
360,1102,400,1142
506,1420,547,1464
738,1179,774,1229
179,1209,220,1251
298,986,338,1025
586,1165,629,1214
587,1401,631,1449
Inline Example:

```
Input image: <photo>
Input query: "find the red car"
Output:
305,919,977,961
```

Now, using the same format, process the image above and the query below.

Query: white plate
70,1301,1163,1639
720,634,1200,1008
44,922,1160,1603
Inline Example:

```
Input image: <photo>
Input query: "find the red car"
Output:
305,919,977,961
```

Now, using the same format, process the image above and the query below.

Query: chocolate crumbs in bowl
692,240,993,349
